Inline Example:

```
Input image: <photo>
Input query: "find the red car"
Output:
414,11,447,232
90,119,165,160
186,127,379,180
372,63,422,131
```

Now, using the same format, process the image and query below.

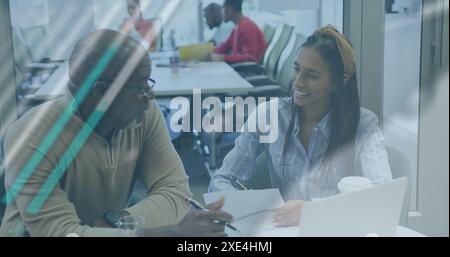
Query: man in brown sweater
0,30,231,236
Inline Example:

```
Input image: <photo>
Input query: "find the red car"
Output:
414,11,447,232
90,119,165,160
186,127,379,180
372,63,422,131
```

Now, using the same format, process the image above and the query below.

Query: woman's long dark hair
282,30,360,176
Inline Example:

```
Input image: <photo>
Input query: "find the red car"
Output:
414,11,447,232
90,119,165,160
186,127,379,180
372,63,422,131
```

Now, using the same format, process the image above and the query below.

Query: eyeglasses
96,77,156,97
126,78,155,98
147,78,156,89
122,78,157,97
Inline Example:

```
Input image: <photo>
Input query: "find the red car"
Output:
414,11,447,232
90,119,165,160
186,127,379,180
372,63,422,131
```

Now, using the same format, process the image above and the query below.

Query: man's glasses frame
97,77,156,97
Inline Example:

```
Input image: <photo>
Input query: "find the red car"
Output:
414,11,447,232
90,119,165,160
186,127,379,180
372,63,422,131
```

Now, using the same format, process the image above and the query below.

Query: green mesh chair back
264,24,293,81
277,34,307,93
263,25,276,48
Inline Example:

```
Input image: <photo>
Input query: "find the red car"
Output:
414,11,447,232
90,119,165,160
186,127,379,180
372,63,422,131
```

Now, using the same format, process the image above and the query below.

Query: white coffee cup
337,176,373,194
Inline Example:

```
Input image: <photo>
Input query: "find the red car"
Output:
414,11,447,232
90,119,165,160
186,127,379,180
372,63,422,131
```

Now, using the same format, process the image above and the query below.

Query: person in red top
121,0,157,51
210,0,267,64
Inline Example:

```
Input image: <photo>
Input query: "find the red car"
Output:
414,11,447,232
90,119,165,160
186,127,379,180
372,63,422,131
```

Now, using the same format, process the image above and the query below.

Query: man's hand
91,210,131,228
273,200,304,227
92,217,112,228
136,197,233,237
175,197,232,237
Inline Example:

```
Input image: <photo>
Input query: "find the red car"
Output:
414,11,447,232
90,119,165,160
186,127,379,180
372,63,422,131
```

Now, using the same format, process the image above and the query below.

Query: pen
230,176,250,190
186,198,239,232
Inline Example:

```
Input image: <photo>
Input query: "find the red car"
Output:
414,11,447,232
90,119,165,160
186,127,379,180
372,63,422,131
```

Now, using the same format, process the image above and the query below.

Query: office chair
12,28,31,75
231,24,293,78
12,27,62,115
262,25,276,53
249,33,307,97
262,24,294,81
229,26,281,76
20,25,50,62
12,27,59,83
12,28,42,88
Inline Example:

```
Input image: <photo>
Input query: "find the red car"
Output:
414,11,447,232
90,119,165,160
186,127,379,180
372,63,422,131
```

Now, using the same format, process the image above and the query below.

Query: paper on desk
204,189,285,235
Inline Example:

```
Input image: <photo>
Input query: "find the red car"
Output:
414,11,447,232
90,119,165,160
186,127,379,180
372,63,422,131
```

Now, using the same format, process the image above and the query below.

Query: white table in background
151,61,253,96
33,61,253,99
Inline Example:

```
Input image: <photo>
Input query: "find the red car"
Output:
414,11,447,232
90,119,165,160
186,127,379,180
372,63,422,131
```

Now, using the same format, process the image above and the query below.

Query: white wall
9,0,49,27
320,0,343,31
411,68,449,236
10,0,96,61
293,9,319,36
383,11,422,210
258,0,319,12
163,0,198,46
47,0,95,61
10,0,184,60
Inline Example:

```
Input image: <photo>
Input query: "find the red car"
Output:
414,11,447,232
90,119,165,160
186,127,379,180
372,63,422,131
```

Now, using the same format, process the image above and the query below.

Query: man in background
204,3,234,46
210,0,267,64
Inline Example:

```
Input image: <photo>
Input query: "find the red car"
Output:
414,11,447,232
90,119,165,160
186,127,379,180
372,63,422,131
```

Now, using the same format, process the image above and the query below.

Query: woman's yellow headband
315,25,356,77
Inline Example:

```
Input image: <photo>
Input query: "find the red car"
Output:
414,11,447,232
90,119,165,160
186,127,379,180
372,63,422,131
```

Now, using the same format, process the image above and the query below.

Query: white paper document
203,189,285,236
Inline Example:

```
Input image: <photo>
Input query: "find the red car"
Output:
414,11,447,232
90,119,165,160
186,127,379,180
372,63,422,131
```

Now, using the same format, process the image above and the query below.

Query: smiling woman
209,25,393,228
286,25,360,170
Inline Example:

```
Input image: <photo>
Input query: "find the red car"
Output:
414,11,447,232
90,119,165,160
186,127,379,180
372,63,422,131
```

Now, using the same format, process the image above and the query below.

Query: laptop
297,177,407,237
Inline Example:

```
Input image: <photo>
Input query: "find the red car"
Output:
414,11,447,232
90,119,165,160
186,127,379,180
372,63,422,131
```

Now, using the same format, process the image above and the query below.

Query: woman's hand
273,200,304,227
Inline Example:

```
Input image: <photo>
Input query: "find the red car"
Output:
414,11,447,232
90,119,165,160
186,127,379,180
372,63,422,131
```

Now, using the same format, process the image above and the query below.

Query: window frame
0,0,17,145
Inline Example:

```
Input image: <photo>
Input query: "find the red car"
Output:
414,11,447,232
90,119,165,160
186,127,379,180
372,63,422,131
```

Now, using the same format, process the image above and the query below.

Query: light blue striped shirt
209,99,392,201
